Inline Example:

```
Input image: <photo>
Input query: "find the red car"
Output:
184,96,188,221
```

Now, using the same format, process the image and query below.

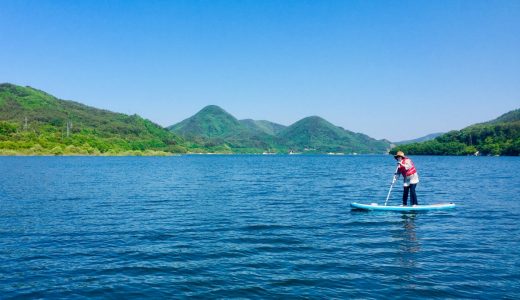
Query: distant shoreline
0,150,176,157
1,152,517,157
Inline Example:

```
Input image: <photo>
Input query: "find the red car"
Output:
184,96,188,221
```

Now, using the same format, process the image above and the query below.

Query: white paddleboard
351,202,456,211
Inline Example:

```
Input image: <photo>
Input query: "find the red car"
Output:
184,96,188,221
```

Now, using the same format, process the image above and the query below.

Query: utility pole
23,116,28,130
66,120,72,137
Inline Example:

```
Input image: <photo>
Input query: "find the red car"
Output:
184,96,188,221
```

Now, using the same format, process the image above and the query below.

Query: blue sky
1,0,519,141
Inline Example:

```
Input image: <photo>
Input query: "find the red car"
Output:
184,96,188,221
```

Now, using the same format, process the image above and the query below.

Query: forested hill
169,106,392,154
0,83,187,155
277,116,391,153
168,105,281,153
168,105,243,138
0,84,391,155
391,109,520,156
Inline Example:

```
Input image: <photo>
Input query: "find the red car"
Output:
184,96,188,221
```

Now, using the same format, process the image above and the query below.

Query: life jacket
398,157,417,177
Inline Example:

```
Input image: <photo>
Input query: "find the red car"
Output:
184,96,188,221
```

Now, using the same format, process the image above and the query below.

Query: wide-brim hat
394,151,405,158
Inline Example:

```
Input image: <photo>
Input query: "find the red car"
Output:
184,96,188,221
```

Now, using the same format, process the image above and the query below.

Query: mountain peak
290,116,338,131
169,105,242,138
197,105,229,115
278,115,390,153
0,83,60,110
0,83,47,94
298,115,328,123
0,83,15,89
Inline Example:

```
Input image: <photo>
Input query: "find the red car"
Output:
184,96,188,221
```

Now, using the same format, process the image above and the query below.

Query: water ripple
0,155,519,298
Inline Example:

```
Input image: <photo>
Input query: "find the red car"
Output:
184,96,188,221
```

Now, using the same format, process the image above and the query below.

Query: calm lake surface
1,155,519,299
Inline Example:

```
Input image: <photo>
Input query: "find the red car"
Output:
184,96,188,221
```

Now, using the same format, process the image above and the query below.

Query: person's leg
410,184,418,205
403,186,410,206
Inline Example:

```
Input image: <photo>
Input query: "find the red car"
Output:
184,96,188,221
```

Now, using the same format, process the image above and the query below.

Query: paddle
384,165,400,206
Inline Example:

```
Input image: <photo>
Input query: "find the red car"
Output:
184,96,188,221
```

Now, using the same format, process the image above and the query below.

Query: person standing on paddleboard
394,151,419,206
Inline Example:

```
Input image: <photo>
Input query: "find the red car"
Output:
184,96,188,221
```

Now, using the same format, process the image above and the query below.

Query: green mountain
168,105,243,139
0,83,187,155
395,132,444,145
0,83,401,155
169,108,391,154
169,105,278,153
239,119,286,136
278,116,391,153
391,108,520,156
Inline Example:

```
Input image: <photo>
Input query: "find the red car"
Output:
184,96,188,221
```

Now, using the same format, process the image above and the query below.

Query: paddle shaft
384,165,400,206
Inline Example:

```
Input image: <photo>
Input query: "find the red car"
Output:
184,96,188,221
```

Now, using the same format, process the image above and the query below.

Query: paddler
394,151,419,206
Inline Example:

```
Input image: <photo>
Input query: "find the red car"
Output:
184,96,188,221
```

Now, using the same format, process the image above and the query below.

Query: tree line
391,122,520,156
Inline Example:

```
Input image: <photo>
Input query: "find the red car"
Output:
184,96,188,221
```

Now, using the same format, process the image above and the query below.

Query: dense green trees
391,110,520,156
0,84,187,155
2,83,518,156
0,120,179,155
169,106,392,154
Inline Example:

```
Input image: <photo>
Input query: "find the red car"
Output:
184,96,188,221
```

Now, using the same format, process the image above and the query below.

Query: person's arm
395,162,403,178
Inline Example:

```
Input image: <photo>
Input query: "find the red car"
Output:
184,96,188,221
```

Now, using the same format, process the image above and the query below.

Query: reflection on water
396,214,421,269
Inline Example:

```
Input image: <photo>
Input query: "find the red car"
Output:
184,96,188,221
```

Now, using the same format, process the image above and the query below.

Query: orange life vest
398,157,417,177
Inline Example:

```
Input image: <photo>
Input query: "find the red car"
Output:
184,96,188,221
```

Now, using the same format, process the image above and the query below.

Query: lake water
1,155,519,299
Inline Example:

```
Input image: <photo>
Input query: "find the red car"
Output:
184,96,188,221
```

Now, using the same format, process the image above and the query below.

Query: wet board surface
351,202,456,211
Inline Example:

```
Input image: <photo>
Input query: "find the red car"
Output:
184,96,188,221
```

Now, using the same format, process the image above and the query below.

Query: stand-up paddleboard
351,202,456,211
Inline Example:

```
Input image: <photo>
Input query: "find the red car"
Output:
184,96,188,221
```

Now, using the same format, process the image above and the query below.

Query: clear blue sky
1,0,519,141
